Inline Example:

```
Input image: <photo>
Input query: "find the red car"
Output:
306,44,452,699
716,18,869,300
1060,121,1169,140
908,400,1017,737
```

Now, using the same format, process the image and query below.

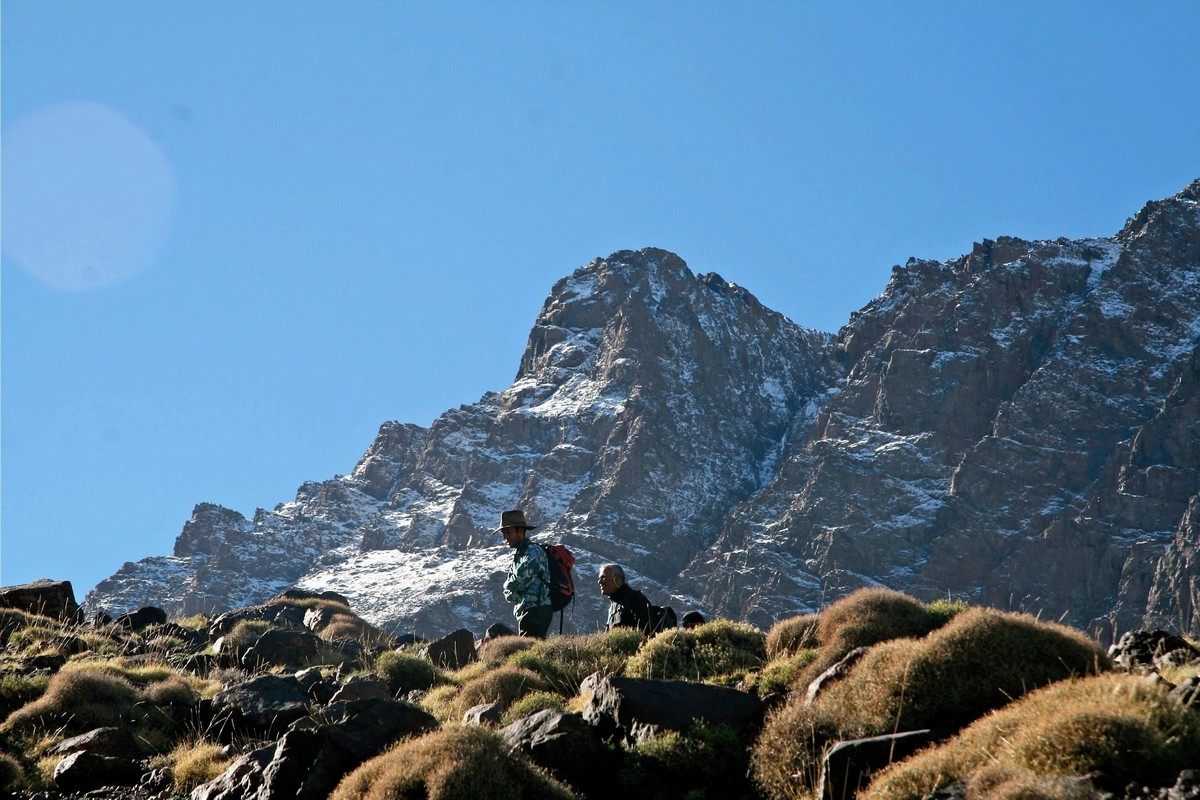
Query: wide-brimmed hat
495,509,537,533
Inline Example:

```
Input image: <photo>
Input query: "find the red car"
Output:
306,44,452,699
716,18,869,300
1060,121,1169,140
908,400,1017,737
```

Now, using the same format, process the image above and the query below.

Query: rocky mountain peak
87,183,1200,643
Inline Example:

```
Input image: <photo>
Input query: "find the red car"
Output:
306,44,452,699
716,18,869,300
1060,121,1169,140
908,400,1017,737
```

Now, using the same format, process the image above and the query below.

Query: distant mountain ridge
87,180,1200,642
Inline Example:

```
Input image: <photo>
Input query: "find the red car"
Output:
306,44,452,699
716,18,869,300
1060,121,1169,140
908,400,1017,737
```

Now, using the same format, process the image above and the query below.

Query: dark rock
420,628,477,670
818,730,945,800
0,579,82,622
502,708,610,795
484,622,516,640
210,674,311,737
302,604,338,634
328,674,391,704
46,726,139,759
269,587,352,607
806,646,869,704
463,702,503,727
582,675,763,744
190,746,274,800
113,605,167,631
52,750,143,792
1109,629,1200,671
240,629,322,671
195,698,438,800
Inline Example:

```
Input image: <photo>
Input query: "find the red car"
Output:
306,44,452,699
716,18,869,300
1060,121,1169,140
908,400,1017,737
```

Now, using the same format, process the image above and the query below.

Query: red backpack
539,543,576,612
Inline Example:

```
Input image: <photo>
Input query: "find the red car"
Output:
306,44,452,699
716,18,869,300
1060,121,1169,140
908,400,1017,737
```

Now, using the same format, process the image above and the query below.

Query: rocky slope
87,181,1200,641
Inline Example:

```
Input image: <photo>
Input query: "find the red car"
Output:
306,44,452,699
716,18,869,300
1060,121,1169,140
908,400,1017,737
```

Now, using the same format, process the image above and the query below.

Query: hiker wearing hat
498,509,554,638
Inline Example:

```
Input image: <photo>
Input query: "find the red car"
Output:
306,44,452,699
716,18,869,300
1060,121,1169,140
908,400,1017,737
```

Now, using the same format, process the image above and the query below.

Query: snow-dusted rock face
87,181,1200,641
88,249,833,636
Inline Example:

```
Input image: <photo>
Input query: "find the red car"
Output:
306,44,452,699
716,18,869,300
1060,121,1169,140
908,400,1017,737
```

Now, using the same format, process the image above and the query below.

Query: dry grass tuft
451,666,550,720
505,629,640,695
625,620,766,681
0,752,26,792
329,725,576,800
375,650,444,694
501,691,567,725
751,607,1111,800
793,588,942,692
419,684,461,724
477,635,537,665
765,614,820,660
162,739,235,794
1,668,138,738
862,673,1200,800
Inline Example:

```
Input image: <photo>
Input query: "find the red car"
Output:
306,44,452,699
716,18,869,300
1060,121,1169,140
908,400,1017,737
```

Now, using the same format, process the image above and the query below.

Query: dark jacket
606,583,652,632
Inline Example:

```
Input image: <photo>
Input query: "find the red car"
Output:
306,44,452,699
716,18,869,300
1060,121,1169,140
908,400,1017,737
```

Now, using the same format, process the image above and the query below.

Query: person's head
496,509,536,548
681,610,705,629
597,563,626,596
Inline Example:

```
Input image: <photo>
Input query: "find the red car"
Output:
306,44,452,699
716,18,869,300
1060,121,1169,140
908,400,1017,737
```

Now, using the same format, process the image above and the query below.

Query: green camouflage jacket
503,539,550,615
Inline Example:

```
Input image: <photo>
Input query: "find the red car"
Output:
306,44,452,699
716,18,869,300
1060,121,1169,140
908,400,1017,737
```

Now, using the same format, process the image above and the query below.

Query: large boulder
503,708,611,795
582,674,763,744
420,628,477,670
113,605,168,631
192,698,437,800
240,629,323,671
0,579,82,622
209,674,311,738
53,750,142,793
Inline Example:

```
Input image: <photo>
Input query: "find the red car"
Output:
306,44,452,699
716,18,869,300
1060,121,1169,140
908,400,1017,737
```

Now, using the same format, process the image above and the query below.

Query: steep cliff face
684,181,1200,638
89,249,833,635
87,182,1200,641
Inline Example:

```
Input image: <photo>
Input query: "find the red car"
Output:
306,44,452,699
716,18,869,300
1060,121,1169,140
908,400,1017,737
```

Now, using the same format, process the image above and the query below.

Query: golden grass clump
630,720,757,799
330,725,576,800
742,651,817,697
451,666,551,720
0,672,50,720
160,739,235,795
0,609,44,646
501,691,567,725
1,668,138,738
794,588,943,692
419,684,461,724
821,607,1109,732
750,607,1111,800
375,650,443,694
505,629,640,695
626,620,766,681
765,613,820,659
316,607,394,647
861,673,1200,800
477,635,537,665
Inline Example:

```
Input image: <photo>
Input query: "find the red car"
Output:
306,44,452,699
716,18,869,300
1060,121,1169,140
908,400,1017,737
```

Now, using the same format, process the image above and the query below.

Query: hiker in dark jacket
598,563,653,633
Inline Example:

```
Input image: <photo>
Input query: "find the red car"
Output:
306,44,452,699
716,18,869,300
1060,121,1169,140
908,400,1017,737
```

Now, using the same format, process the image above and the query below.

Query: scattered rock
818,729,946,800
463,702,503,727
0,579,82,622
52,750,142,793
583,674,763,744
46,726,140,759
113,605,168,631
1109,629,1200,671
806,646,869,704
420,628,477,670
502,708,610,795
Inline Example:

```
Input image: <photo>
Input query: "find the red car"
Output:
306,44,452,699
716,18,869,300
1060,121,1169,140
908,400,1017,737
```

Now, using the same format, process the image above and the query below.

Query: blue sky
3,2,1198,602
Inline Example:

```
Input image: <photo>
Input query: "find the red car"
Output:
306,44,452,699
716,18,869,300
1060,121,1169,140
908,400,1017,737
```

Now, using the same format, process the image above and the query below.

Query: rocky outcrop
86,180,1200,641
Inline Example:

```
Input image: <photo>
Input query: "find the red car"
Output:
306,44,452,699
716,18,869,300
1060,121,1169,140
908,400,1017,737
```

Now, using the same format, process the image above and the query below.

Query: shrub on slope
861,673,1200,800
330,726,575,800
751,607,1110,800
